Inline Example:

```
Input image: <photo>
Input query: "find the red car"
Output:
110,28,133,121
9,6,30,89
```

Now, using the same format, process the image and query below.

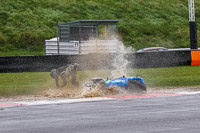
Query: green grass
0,72,51,96
133,66,200,88
1,0,200,55
0,66,200,96
0,49,44,56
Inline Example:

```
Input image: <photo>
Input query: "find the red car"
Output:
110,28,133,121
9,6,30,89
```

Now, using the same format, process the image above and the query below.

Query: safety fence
0,50,195,73
45,39,119,55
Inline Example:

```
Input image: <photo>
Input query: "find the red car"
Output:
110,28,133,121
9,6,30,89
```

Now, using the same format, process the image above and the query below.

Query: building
45,20,120,55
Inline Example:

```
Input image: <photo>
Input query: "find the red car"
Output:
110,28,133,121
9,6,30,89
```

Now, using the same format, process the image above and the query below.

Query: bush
0,11,9,24
0,44,15,52
18,31,46,50
0,32,7,46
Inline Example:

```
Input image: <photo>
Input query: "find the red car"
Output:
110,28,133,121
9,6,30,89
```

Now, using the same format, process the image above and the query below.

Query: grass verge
0,50,44,56
0,66,200,96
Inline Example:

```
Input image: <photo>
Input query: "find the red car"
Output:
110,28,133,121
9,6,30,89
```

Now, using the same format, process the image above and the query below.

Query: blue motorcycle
84,76,146,92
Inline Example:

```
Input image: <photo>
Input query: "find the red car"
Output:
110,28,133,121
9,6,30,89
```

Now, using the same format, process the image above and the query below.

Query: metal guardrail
45,39,119,55
45,40,79,55
80,40,118,54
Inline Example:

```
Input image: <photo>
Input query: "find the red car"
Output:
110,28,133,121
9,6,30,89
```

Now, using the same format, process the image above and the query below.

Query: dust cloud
111,40,134,78
79,37,135,98
44,35,135,98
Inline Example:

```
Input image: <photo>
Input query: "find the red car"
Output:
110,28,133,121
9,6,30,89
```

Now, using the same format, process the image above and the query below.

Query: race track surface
1,94,200,133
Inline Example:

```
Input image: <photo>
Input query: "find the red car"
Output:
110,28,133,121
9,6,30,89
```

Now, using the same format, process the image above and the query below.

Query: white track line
15,97,114,106
176,91,200,95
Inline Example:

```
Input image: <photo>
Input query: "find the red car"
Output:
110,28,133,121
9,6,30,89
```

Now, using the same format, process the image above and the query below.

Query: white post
189,0,195,22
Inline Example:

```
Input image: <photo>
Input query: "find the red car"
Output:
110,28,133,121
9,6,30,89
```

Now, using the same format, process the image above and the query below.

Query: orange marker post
191,51,200,65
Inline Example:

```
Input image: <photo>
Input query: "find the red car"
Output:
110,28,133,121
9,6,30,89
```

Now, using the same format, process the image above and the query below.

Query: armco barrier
0,51,192,73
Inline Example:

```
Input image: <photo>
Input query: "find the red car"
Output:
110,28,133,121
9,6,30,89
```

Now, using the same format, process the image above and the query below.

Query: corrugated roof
59,20,119,26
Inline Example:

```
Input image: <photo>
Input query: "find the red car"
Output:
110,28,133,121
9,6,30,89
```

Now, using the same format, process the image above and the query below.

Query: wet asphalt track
1,95,200,133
